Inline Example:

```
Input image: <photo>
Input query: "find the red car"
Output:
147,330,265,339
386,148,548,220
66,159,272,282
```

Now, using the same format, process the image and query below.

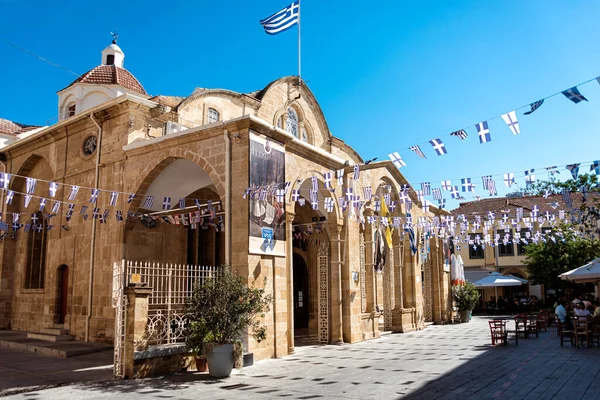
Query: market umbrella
472,272,524,307
505,274,528,284
559,258,600,284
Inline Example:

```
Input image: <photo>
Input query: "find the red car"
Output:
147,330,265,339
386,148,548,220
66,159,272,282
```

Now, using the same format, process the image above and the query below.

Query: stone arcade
0,41,452,363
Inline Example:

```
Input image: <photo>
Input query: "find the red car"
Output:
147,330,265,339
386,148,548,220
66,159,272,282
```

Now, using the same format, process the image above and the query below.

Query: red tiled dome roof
60,65,147,95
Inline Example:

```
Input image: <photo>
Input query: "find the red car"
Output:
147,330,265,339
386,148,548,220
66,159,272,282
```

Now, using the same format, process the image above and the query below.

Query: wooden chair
573,317,592,348
506,316,527,345
526,314,539,338
489,320,507,346
555,316,574,347
591,322,600,347
537,311,548,332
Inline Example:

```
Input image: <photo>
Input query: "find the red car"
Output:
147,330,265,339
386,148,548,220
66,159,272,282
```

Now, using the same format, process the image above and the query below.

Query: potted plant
185,266,272,378
453,282,480,323
185,320,208,372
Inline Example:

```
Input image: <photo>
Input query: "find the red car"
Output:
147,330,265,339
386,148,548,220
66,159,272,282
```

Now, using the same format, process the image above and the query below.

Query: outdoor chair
555,316,574,347
573,317,592,348
537,311,548,332
526,314,539,338
506,316,527,345
488,319,507,346
591,323,600,347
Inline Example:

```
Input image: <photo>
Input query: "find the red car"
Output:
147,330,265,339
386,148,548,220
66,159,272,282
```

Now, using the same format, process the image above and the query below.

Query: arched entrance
56,265,69,324
293,253,309,330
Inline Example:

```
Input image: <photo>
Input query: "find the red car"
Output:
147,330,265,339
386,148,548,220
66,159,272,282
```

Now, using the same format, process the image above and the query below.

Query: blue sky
1,0,600,209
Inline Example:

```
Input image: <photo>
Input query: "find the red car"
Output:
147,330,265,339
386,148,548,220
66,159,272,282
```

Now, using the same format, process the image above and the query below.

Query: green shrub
453,282,480,311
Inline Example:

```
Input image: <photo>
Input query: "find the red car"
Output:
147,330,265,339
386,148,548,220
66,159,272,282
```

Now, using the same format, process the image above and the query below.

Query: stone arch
10,154,54,191
127,147,225,215
502,268,529,279
288,168,342,226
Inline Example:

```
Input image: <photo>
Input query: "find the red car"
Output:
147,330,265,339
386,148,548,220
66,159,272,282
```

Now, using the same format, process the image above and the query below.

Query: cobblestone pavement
3,316,600,399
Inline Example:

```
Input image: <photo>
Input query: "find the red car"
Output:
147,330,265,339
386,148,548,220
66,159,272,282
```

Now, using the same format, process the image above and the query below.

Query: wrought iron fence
124,261,221,346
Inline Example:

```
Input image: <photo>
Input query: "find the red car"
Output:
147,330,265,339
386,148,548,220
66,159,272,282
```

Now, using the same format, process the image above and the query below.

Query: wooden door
58,265,68,324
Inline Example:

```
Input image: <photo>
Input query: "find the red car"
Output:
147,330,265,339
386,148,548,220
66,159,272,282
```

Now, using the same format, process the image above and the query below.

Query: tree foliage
185,266,273,354
523,228,600,287
453,282,480,311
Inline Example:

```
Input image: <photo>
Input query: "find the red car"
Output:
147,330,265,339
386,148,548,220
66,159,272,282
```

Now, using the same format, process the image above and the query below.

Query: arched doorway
56,265,69,324
293,253,309,331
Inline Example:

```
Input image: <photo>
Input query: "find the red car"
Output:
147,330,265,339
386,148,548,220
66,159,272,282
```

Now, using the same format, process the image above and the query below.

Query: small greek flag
143,196,155,209
324,197,334,212
179,198,186,210
68,186,80,201
421,182,431,196
0,173,10,190
524,99,544,115
260,1,299,35
432,188,442,201
324,172,332,190
388,152,406,169
476,121,491,143
39,198,47,211
276,189,285,203
163,197,171,210
450,129,468,140
353,164,360,180
26,178,37,194
590,160,600,175
503,173,515,187
566,164,580,180
89,189,100,203
364,186,372,200
110,191,119,207
429,139,447,155
562,86,587,104
409,145,427,159
441,180,452,191
501,111,520,135
52,201,60,214
127,194,135,204
24,195,32,208
49,182,58,198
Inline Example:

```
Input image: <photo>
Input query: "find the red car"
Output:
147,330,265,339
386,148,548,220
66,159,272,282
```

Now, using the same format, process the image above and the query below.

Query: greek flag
260,1,299,35
562,86,587,104
524,99,544,115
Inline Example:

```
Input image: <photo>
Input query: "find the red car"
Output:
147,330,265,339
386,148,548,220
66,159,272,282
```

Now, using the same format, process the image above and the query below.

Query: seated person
555,300,573,330
574,302,591,319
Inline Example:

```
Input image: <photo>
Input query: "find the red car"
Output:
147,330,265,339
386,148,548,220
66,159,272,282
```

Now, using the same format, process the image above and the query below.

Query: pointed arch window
25,212,47,289
207,108,220,124
285,108,298,138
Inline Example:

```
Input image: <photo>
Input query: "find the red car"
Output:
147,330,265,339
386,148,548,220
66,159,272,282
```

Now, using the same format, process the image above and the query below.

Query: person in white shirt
574,302,591,318
555,300,573,330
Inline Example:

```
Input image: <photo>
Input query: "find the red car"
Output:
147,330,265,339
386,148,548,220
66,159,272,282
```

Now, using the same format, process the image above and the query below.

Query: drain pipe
86,113,103,342
223,128,231,264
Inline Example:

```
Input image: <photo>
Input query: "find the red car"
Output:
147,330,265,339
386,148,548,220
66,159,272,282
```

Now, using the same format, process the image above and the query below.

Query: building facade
0,41,451,361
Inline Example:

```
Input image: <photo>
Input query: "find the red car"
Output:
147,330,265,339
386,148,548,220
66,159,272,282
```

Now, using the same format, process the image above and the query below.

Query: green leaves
453,282,480,311
185,266,273,352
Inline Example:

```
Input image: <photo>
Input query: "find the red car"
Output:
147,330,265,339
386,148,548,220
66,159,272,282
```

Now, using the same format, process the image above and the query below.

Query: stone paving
2,316,600,399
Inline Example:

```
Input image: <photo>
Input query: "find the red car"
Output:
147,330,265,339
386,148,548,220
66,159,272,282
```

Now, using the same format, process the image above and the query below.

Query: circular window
83,136,98,156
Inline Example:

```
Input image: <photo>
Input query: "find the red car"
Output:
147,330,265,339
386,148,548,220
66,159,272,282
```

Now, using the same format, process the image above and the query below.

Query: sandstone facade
0,76,451,361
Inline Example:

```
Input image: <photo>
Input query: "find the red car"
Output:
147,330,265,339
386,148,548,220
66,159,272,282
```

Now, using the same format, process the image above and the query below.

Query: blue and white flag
562,86,588,104
260,1,299,35
143,195,155,209
363,186,372,200
52,201,60,214
68,186,80,201
388,152,406,168
590,160,600,175
429,138,447,155
127,194,135,204
48,182,58,198
461,178,472,192
450,186,460,199
276,189,285,203
26,178,36,194
566,164,580,180
353,164,360,180
163,197,171,210
179,198,186,210
311,176,318,191
524,169,535,186
24,195,32,208
409,145,427,159
476,121,491,143
324,197,334,213
438,199,446,209
481,175,493,190
116,210,124,221
450,129,468,140
501,111,520,135
432,188,442,201
503,173,515,187
324,172,332,190
487,179,497,196
110,191,119,207
421,182,431,196
0,173,10,190
89,189,100,203
524,99,544,115
336,169,344,186
441,180,452,191
292,189,300,202
39,198,47,211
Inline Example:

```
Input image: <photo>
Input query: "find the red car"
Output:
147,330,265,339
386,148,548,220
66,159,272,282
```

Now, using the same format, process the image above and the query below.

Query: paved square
3,316,599,399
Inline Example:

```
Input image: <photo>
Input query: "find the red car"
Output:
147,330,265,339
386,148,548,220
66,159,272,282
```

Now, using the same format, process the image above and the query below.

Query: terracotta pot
194,356,208,372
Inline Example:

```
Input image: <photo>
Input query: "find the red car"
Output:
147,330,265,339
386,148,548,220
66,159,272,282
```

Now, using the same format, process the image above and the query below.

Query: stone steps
27,332,74,342
0,330,112,358
40,327,70,336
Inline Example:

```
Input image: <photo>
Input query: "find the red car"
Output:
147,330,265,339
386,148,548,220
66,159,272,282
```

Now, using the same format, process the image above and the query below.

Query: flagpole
297,0,302,94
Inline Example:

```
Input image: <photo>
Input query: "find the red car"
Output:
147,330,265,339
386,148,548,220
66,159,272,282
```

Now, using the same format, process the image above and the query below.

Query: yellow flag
380,199,393,249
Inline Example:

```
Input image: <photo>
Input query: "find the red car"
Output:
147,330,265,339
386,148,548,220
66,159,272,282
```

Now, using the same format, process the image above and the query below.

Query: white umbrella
457,255,465,285
505,274,528,284
559,258,600,284
472,272,524,307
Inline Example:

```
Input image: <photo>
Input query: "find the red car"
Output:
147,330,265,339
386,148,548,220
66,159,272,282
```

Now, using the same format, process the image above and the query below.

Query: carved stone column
328,225,344,344
285,211,296,353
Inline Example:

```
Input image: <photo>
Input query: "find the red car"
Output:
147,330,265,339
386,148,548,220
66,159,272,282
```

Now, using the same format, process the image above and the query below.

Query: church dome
60,65,147,95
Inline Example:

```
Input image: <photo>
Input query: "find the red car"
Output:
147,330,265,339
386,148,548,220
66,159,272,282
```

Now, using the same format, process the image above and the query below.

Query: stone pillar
329,225,344,344
124,284,152,379
363,211,375,313
285,211,295,354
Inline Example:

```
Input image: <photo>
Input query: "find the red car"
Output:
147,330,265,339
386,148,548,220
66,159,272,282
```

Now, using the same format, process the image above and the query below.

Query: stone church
0,40,451,362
